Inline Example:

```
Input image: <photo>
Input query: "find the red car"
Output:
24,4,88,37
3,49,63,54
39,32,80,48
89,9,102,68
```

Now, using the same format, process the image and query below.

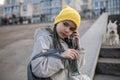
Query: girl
28,6,89,80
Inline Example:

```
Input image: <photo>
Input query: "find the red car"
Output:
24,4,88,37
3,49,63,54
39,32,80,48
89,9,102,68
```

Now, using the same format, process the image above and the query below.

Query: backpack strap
27,49,65,80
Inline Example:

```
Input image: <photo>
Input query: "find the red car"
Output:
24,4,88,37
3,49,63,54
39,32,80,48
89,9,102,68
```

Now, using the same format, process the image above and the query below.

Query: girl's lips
61,32,67,38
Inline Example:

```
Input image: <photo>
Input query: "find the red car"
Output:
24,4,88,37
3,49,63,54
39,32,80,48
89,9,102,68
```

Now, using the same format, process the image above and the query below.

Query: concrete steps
94,74,120,80
96,58,120,76
94,48,120,80
99,48,120,58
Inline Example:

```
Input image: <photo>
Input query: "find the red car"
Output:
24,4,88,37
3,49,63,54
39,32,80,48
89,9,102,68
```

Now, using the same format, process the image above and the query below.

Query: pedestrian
19,17,23,24
27,6,90,80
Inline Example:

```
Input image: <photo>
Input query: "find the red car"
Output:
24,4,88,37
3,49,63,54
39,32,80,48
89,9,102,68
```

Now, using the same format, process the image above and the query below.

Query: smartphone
69,33,79,50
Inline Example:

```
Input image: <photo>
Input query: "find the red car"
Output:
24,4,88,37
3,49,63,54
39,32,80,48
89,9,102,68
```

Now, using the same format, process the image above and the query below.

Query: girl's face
56,20,76,39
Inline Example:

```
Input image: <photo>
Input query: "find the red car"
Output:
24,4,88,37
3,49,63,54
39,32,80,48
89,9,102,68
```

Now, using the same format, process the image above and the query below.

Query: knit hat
54,6,81,29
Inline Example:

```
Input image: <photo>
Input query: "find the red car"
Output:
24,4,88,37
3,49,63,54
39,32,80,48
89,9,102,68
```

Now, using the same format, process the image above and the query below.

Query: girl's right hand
61,49,78,59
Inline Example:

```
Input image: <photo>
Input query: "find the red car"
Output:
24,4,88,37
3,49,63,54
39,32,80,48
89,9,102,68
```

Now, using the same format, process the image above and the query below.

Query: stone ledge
80,13,108,80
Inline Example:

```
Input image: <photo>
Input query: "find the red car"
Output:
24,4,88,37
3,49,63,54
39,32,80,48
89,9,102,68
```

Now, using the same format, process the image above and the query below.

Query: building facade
3,0,23,18
107,0,120,15
40,0,62,22
34,0,86,22
29,0,41,23
2,0,33,18
21,2,33,18
3,0,119,23
92,0,120,16
0,5,4,18
0,5,4,25
1,0,93,23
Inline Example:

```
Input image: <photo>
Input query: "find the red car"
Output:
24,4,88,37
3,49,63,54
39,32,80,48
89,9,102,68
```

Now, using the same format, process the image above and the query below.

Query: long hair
52,26,79,75
53,26,62,49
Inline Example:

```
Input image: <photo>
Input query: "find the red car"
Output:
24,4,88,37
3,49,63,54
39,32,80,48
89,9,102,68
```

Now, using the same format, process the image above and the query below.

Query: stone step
99,48,120,58
96,58,120,76
94,74,120,80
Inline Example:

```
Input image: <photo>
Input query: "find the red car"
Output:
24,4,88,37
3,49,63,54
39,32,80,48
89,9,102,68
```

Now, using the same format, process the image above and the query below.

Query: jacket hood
34,27,52,41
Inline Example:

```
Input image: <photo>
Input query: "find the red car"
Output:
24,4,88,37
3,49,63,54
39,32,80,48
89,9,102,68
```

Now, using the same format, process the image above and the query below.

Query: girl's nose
65,27,70,33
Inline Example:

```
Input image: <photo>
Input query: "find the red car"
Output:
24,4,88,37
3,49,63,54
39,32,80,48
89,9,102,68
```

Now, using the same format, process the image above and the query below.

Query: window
51,8,60,14
116,0,120,8
65,0,72,4
34,3,38,9
15,6,19,12
113,0,117,8
116,10,120,14
51,1,61,7
108,0,111,9
23,5,27,11
6,0,10,4
100,1,104,8
12,0,16,4
83,0,88,3
111,0,114,8
81,5,87,10
41,9,50,14
94,2,99,9
8,7,10,12
41,0,51,8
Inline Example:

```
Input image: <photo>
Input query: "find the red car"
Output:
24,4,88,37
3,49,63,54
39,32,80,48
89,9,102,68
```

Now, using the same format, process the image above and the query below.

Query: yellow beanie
54,6,81,29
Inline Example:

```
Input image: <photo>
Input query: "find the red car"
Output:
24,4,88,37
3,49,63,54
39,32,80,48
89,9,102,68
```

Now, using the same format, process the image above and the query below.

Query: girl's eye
63,22,69,26
70,27,75,31
63,21,76,31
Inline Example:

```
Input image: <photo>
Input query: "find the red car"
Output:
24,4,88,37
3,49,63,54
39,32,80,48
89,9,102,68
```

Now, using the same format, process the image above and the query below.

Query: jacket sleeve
31,35,64,78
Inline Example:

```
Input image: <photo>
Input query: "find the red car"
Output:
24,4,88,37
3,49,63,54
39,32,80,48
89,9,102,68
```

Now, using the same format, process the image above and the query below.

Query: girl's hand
61,49,78,59
72,30,81,50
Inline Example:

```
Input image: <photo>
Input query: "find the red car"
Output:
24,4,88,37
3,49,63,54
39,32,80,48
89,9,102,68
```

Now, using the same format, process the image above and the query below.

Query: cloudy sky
0,0,4,4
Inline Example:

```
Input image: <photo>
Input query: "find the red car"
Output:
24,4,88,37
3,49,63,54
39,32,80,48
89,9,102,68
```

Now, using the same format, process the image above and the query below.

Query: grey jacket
30,27,85,80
